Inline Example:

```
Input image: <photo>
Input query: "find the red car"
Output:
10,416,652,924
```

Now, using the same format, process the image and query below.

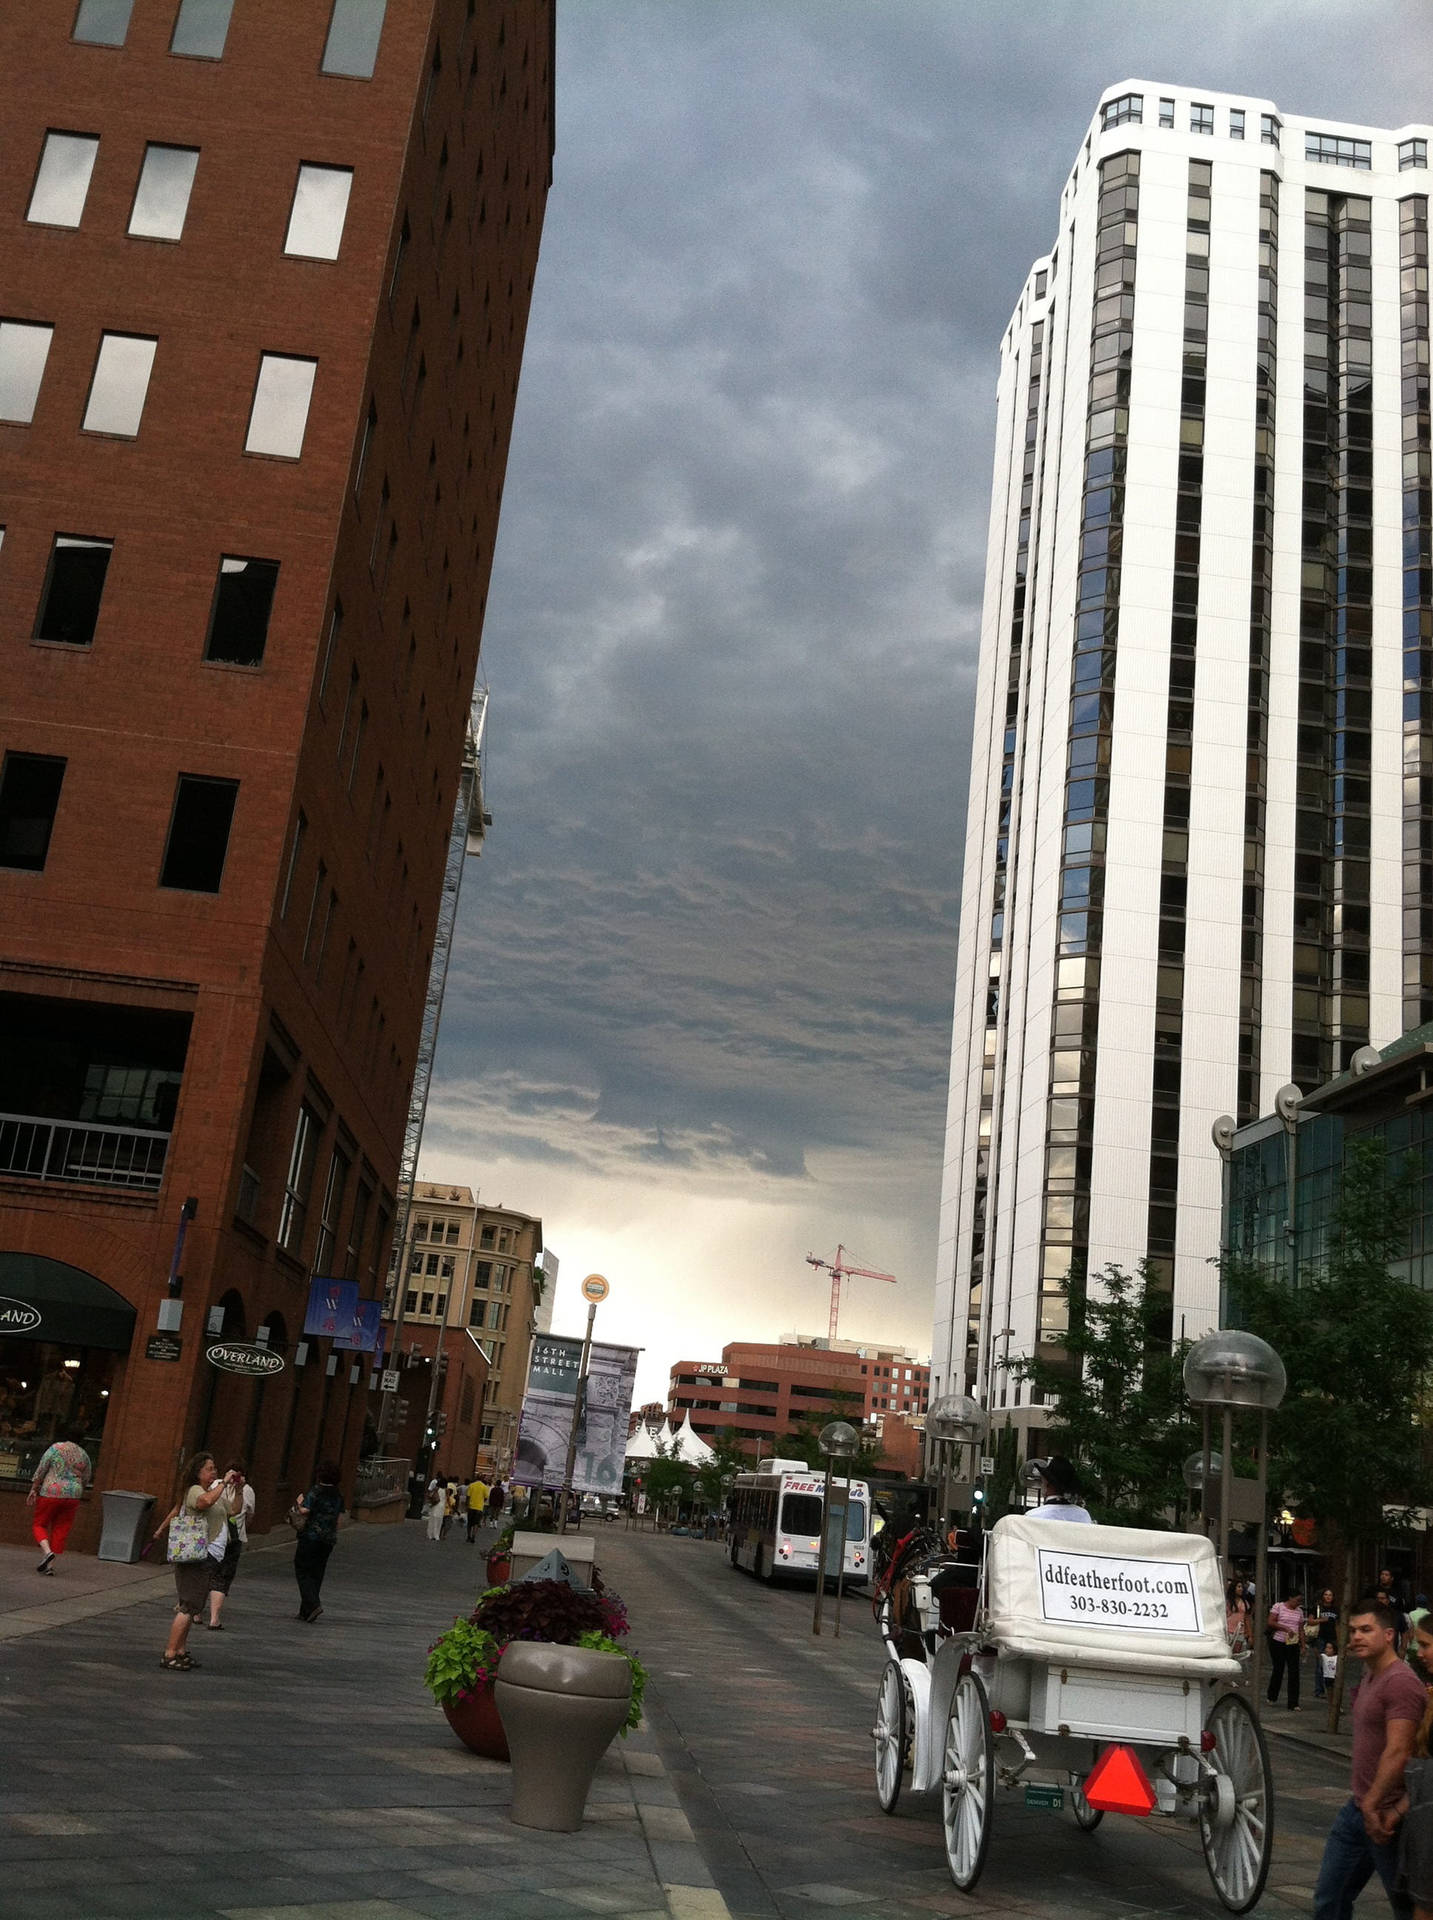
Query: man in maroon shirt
1313,1597,1425,1920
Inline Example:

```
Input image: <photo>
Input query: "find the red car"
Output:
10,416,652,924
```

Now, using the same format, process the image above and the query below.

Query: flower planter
495,1641,632,1831
485,1549,513,1585
442,1684,510,1761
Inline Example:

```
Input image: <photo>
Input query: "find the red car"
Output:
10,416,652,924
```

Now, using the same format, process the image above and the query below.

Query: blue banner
334,1298,382,1352
304,1277,358,1339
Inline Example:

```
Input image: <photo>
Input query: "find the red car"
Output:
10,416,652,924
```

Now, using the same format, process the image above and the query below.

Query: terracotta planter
486,1551,513,1585
441,1684,510,1760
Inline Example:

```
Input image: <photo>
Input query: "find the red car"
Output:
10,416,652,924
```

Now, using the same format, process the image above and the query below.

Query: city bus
727,1459,871,1585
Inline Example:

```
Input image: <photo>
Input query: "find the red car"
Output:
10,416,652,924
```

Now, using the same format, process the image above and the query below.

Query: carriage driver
1035,1456,1094,1523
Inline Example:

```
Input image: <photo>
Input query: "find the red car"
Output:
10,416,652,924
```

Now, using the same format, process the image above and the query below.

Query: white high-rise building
933,83,1433,1438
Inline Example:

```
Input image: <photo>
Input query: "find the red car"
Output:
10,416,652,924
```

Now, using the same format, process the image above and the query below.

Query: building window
1261,114,1281,148
246,354,316,459
1402,138,1429,172
1034,269,1047,299
0,321,55,425
473,1261,491,1286
345,1180,371,1279
313,1144,350,1274
205,556,279,667
129,144,199,242
1190,103,1214,136
302,859,328,962
445,1222,459,1244
159,775,238,892
479,1226,495,1249
279,809,305,918
277,1103,320,1252
285,164,353,260
425,1253,440,1276
82,333,157,438
1100,93,1142,130
73,0,133,45
1229,108,1245,140
1306,131,1372,169
405,1290,418,1314
0,753,66,871
35,535,112,645
322,0,387,78
1159,97,1175,129
170,0,233,58
28,132,100,228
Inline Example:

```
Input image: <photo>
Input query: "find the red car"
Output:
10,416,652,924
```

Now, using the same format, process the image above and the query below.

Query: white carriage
873,1513,1273,1912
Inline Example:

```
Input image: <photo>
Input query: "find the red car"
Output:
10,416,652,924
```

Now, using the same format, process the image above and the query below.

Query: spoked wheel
942,1669,994,1891
1071,1785,1104,1831
1199,1692,1274,1913
873,1661,913,1813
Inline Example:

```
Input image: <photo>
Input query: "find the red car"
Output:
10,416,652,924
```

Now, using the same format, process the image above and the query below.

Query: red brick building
0,0,553,1550
668,1340,931,1464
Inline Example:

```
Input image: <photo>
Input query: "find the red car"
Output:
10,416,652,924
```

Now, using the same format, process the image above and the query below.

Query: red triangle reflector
1081,1743,1157,1816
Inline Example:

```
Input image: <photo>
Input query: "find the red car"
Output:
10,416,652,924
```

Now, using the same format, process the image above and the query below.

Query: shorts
172,1559,214,1617
1401,1757,1433,1903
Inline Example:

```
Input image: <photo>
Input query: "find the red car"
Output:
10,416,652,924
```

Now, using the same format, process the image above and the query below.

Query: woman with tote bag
162,1453,235,1670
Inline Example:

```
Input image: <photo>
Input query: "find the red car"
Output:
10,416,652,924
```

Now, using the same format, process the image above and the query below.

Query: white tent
670,1409,715,1466
624,1419,664,1463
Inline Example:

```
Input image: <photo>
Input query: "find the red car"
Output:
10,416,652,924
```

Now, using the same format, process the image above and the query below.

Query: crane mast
805,1242,897,1342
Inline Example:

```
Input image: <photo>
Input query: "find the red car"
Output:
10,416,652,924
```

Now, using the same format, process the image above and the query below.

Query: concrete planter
441,1684,510,1761
494,1641,632,1831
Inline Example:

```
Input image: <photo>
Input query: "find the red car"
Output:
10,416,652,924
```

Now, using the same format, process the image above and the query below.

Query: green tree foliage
692,1429,748,1511
776,1388,881,1476
985,1419,1024,1523
1012,1261,1196,1526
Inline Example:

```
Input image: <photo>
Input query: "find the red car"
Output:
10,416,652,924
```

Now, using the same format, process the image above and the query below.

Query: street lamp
926,1393,989,1523
1183,1330,1286,1709
813,1420,860,1640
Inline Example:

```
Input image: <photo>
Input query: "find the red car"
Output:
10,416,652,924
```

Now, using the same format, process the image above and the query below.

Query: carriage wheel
942,1669,994,1890
1199,1692,1274,1913
1071,1785,1104,1832
874,1661,913,1814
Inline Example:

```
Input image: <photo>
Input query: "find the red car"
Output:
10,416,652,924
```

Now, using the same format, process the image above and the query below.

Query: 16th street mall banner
512,1335,639,1496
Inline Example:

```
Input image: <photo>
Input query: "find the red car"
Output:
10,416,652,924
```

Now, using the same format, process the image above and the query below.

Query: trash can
97,1490,155,1563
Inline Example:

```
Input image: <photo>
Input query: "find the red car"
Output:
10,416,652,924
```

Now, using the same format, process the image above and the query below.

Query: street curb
621,1725,735,1920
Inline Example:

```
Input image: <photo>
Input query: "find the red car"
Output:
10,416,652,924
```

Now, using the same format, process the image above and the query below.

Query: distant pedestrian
424,1483,445,1543
1313,1589,1341,1701
465,1473,489,1542
1036,1456,1093,1523
1410,1595,1432,1669
441,1480,459,1540
1381,1569,1413,1653
292,1461,344,1622
162,1453,234,1671
208,1460,254,1630
1268,1584,1306,1711
1225,1580,1253,1660
27,1427,92,1574
488,1480,506,1525
1311,1595,1426,1919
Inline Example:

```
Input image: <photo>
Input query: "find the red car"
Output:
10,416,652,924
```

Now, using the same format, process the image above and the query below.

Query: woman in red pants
27,1428,93,1573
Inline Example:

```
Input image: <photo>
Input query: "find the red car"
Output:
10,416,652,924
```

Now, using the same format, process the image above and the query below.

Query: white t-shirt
1039,1502,1094,1523
229,1484,256,1545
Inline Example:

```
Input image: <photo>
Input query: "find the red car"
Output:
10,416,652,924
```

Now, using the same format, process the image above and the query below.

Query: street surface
0,1518,1372,1919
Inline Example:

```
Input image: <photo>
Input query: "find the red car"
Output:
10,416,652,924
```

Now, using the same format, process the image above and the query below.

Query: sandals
206,1621,225,1630
161,1653,199,1670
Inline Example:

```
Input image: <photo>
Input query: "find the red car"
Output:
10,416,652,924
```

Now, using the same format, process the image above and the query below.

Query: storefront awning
0,1253,137,1352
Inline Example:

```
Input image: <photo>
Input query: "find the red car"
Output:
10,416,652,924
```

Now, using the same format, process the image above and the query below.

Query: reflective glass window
27,132,99,227
82,333,157,437
73,0,133,45
322,0,386,77
0,321,54,424
245,355,317,458
170,0,233,56
284,165,353,260
129,145,199,241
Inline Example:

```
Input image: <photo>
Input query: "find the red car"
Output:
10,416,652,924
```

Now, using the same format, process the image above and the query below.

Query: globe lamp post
812,1419,860,1640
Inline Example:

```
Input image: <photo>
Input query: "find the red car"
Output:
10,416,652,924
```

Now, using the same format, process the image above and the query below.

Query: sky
421,0,1433,1405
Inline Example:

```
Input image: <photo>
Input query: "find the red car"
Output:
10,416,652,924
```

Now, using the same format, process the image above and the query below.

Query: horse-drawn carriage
872,1512,1274,1912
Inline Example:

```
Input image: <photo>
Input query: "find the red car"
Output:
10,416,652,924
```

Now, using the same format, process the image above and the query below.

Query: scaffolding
378,683,490,1439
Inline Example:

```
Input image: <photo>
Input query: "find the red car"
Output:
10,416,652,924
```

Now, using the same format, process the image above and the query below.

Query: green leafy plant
576,1629,648,1734
423,1614,503,1707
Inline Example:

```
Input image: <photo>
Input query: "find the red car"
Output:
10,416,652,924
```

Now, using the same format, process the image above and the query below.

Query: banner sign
512,1338,639,1495
1037,1548,1201,1634
206,1340,285,1378
303,1276,358,1338
332,1298,382,1352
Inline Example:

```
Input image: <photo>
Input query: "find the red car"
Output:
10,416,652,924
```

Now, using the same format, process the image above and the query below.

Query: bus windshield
780,1493,822,1536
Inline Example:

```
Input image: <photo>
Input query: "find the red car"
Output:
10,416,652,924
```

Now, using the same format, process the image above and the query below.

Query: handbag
286,1500,308,1534
166,1501,210,1564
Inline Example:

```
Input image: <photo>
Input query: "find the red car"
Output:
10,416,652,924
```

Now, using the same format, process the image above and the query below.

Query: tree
776,1389,881,1477
692,1429,748,1512
985,1418,1024,1524
642,1440,696,1522
1011,1261,1196,1527
1224,1139,1433,1727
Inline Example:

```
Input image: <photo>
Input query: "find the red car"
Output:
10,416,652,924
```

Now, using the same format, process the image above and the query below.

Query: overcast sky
421,1,1433,1404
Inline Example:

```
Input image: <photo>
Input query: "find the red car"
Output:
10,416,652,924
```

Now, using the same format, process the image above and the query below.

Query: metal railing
0,1112,169,1192
354,1454,411,1510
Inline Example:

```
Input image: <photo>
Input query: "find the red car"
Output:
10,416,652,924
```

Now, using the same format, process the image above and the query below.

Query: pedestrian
441,1479,458,1540
162,1453,234,1671
1226,1579,1253,1660
465,1471,488,1542
27,1425,92,1574
1382,1568,1413,1654
1410,1595,1432,1668
424,1481,445,1543
488,1480,506,1526
1035,1456,1093,1523
1268,1582,1306,1711
292,1460,344,1623
1313,1588,1341,1701
207,1459,254,1630
1311,1594,1427,1919
1392,1612,1433,1919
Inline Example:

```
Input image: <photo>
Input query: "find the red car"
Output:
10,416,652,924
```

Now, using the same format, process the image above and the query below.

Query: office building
0,0,553,1547
933,83,1433,1443
668,1339,930,1460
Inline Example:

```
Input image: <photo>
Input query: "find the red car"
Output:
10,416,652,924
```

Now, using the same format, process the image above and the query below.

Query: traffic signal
435,1410,448,1434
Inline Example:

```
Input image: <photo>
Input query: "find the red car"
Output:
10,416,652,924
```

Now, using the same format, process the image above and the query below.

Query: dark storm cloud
426,3,1433,1335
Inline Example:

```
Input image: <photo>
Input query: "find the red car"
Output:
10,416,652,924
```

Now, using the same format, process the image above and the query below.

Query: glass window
1261,114,1281,148
129,145,199,241
0,322,54,425
1159,97,1175,129
1101,93,1141,130
170,0,233,57
1229,108,1245,140
780,1494,823,1537
0,1339,119,1487
322,0,387,78
278,1102,319,1251
159,775,238,892
28,132,100,227
35,535,112,645
313,1145,350,1275
205,556,279,667
246,355,316,458
1190,103,1214,136
0,753,66,871
1401,138,1429,172
82,333,157,437
285,164,353,260
279,808,305,918
72,0,133,44
1306,132,1372,169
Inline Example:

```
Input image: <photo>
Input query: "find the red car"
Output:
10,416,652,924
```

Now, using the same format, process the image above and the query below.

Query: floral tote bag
167,1498,210,1563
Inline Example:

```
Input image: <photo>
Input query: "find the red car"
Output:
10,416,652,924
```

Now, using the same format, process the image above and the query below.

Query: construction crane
806,1243,896,1344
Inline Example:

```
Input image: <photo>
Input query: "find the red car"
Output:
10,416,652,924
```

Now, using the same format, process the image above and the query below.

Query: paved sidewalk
0,1520,730,1920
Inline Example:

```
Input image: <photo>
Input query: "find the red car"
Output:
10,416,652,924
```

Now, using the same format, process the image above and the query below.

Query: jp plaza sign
205,1340,285,1377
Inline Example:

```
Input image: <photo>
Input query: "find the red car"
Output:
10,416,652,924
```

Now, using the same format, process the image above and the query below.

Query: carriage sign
1037,1547,1202,1635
